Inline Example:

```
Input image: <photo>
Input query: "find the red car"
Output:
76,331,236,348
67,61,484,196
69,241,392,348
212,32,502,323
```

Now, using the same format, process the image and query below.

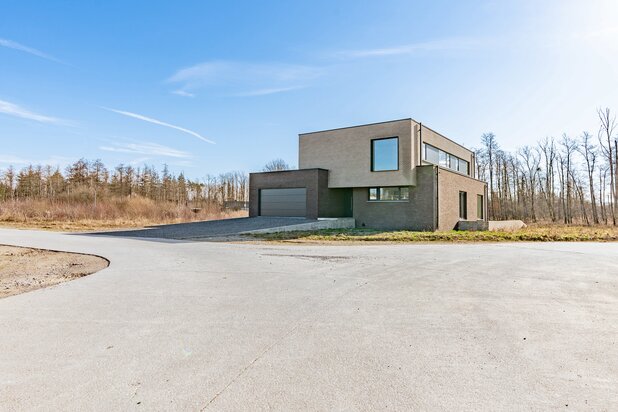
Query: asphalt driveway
91,216,314,240
0,229,617,410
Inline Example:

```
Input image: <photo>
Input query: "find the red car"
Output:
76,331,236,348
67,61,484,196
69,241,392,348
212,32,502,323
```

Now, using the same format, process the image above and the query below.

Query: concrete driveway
0,228,617,411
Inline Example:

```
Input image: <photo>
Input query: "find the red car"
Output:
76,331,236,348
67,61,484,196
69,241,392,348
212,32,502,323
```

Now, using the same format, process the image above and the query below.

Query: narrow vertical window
459,191,467,219
477,194,484,219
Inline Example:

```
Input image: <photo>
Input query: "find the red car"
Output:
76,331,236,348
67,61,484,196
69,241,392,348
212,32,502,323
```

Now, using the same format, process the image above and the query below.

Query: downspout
419,122,423,166
483,183,489,222
435,166,439,230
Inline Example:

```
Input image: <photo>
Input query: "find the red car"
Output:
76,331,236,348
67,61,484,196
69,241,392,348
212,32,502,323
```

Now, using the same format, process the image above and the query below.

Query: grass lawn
254,225,618,243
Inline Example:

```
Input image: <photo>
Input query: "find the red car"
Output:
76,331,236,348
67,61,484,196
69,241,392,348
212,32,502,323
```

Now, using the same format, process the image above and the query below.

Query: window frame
477,194,484,219
371,137,399,172
367,186,410,202
422,142,471,177
459,191,468,219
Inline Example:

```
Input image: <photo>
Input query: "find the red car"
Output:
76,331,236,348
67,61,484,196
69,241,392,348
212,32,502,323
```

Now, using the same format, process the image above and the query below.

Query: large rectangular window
368,187,409,201
459,191,468,219
371,137,399,171
423,143,471,176
477,194,484,219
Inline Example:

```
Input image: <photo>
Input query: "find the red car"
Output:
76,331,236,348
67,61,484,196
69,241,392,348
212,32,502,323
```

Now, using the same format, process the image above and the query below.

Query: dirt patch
0,245,109,298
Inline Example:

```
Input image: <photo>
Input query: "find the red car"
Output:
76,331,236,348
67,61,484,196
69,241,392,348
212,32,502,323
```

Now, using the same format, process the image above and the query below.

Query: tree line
2,106,617,226
0,159,249,209
476,108,618,225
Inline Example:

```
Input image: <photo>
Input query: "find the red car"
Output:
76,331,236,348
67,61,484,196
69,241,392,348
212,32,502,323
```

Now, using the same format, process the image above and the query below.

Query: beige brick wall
299,119,415,188
420,125,475,177
437,167,487,231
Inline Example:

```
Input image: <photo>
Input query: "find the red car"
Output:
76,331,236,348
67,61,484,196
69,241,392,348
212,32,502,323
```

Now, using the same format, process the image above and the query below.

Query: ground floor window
368,187,410,201
477,194,484,219
459,191,467,219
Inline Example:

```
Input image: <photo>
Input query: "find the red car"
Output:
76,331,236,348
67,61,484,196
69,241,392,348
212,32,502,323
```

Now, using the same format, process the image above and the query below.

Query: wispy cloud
0,99,69,125
167,61,322,97
0,154,74,167
171,89,195,97
102,107,215,144
0,38,64,64
128,157,151,166
0,155,32,165
333,37,488,59
99,142,192,158
233,85,306,97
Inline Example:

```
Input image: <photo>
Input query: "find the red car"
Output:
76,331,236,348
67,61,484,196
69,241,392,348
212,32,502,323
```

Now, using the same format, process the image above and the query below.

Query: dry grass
254,224,618,243
0,197,248,231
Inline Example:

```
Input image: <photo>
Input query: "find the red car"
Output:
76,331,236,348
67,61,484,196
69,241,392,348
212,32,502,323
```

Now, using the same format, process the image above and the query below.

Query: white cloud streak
233,85,306,97
102,107,215,144
0,155,32,165
0,99,68,125
171,89,195,97
334,37,489,59
99,142,192,158
167,61,322,97
0,38,64,63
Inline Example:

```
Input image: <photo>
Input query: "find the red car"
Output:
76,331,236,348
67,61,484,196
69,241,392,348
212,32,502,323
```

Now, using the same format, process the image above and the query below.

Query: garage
259,188,307,217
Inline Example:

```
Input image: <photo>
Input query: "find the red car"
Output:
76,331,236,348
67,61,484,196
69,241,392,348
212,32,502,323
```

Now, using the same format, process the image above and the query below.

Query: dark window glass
477,194,484,219
459,191,468,219
380,187,399,200
372,138,398,171
368,187,410,201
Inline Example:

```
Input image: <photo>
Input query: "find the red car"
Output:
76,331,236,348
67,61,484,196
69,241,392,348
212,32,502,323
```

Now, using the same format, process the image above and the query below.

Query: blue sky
2,0,618,177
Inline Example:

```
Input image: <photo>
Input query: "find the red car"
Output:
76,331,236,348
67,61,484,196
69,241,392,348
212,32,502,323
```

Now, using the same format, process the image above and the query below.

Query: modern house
249,119,487,231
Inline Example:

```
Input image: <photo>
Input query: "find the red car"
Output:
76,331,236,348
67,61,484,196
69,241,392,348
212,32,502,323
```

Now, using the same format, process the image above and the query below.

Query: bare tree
518,146,540,221
559,134,578,224
578,131,599,224
481,133,498,218
598,107,617,225
262,158,290,172
538,137,557,221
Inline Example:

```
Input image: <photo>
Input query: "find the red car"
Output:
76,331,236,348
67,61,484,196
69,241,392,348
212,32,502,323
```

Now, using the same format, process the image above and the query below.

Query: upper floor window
371,137,398,171
423,143,470,176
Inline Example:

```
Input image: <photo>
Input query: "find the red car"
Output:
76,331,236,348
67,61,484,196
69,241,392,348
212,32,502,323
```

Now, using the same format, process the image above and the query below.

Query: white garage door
259,188,307,217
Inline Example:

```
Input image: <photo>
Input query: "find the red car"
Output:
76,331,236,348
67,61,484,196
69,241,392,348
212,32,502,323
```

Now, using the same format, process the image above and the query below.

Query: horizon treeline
475,108,618,225
2,107,618,226
0,159,248,208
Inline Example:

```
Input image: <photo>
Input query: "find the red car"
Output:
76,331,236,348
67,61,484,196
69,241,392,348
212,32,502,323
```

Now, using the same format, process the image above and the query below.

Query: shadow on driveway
82,217,315,241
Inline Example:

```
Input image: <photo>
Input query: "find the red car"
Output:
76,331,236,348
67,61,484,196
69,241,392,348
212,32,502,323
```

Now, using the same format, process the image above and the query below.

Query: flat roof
298,118,473,153
299,118,413,136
